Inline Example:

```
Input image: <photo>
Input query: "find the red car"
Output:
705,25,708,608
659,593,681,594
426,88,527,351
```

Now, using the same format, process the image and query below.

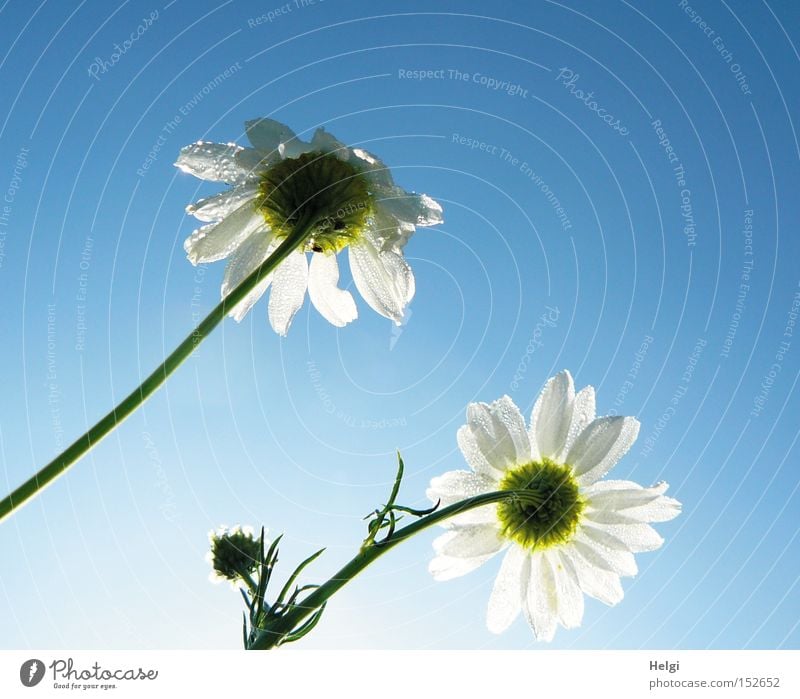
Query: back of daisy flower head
177,119,443,335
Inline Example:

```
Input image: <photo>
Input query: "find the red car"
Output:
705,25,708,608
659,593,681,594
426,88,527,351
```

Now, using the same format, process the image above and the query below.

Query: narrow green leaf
281,602,328,645
391,500,441,517
275,548,325,609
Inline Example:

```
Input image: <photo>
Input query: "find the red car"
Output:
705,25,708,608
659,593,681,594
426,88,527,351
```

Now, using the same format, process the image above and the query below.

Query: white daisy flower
206,524,261,588
176,119,443,335
427,370,681,641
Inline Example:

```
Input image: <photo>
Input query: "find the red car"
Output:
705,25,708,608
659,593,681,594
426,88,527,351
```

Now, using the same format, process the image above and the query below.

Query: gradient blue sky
1,0,798,650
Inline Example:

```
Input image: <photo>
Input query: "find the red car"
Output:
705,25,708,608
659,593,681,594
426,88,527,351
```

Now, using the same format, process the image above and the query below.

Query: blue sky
1,0,799,650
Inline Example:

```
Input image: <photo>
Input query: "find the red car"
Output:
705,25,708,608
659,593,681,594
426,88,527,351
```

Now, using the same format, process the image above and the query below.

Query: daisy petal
587,522,665,552
564,386,596,455
427,470,496,502
530,371,575,461
369,206,416,251
429,526,505,581
563,545,624,606
429,552,500,582
426,470,498,526
279,137,315,160
567,416,640,485
184,202,263,264
582,509,641,525
222,233,277,322
351,148,394,188
268,249,309,336
625,496,682,523
548,550,584,629
572,534,638,577
523,552,558,641
580,523,633,551
245,118,296,154
175,141,253,185
466,396,531,473
433,524,505,558
487,546,526,634
349,235,414,324
310,127,348,156
378,190,444,227
229,279,272,323
585,479,666,503
186,185,259,222
307,253,358,328
585,480,681,522
235,148,274,176
457,425,507,481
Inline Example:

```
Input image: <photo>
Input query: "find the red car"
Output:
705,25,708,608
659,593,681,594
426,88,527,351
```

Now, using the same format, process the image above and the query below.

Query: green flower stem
249,490,516,650
0,218,316,523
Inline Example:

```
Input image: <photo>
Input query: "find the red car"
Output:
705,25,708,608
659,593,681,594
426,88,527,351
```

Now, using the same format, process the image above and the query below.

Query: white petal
370,206,416,250
432,524,505,558
581,508,640,525
429,526,506,581
307,253,357,328
183,201,263,264
221,233,275,297
572,534,638,577
426,470,498,526
175,141,254,185
580,523,632,550
547,549,584,629
222,233,277,322
465,396,531,473
310,127,349,157
268,250,309,336
487,546,526,634
584,522,664,553
523,552,558,641
585,479,666,503
235,148,274,176
427,470,496,502
186,185,259,222
564,386,596,455
563,545,624,606
585,480,681,522
530,371,575,461
625,496,682,523
378,189,444,226
351,148,394,188
349,236,414,324
245,118,296,153
567,417,640,485
279,138,315,160
429,552,499,582
457,425,507,481
228,279,270,323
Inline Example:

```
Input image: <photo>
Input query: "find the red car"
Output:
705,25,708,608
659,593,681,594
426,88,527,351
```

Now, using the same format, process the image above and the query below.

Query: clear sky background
0,0,798,650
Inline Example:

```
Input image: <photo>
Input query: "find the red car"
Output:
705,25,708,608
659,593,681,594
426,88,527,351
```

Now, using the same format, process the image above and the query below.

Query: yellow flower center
496,458,585,550
256,151,373,253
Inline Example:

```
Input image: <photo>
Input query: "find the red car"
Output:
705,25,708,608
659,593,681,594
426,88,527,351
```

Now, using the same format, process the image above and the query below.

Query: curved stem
0,219,314,522
249,490,514,649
